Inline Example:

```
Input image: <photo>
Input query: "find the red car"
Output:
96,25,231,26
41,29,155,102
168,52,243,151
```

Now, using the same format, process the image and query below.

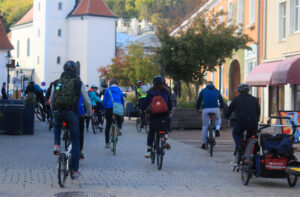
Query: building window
27,38,30,57
238,0,244,24
219,7,223,23
249,0,255,25
38,29,40,37
295,85,300,110
58,29,62,37
57,56,61,64
37,56,40,65
228,1,233,23
211,71,215,84
17,41,20,58
219,65,224,94
58,2,62,10
279,2,287,40
38,2,41,11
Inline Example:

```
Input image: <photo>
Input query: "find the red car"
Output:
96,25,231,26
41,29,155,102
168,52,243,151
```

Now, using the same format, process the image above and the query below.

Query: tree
99,42,159,87
156,11,252,101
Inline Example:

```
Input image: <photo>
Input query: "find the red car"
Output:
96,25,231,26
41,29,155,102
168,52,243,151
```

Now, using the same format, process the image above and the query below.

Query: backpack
53,76,77,110
151,91,168,114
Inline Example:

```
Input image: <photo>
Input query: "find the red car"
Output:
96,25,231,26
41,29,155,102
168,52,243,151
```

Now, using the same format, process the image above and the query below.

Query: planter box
171,108,228,129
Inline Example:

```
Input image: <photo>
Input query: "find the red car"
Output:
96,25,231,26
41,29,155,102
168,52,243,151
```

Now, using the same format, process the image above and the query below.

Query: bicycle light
63,122,67,127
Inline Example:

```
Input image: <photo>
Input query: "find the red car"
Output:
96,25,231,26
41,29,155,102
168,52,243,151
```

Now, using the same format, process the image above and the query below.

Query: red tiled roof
14,7,33,26
0,17,13,50
71,0,116,18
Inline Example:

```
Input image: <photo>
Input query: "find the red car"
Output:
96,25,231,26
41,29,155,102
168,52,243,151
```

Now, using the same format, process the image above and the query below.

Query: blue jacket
196,84,224,110
142,86,172,113
103,86,124,109
78,95,85,115
33,84,42,93
88,89,101,106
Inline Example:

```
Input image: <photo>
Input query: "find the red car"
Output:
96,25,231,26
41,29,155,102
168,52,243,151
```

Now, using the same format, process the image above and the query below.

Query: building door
229,60,241,101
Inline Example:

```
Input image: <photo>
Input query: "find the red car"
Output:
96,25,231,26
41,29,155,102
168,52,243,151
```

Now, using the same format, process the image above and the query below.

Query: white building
0,16,13,94
9,0,117,87
117,18,156,37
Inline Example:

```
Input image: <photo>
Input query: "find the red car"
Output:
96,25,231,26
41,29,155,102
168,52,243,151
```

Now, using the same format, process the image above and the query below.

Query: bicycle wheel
287,174,298,187
58,154,67,188
145,120,150,134
35,104,43,121
113,125,118,156
136,117,142,132
208,125,214,157
156,136,164,170
151,134,156,164
241,157,252,185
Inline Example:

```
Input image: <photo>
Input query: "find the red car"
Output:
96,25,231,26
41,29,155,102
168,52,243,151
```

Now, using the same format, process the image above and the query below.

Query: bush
177,83,197,108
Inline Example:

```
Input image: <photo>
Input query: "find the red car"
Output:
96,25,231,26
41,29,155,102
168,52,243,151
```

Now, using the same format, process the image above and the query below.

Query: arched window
58,29,62,37
38,2,41,11
17,41,20,58
58,2,62,10
27,38,30,57
57,56,61,64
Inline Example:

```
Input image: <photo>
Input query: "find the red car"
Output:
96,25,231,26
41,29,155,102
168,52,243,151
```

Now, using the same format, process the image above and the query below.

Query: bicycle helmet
110,79,119,86
91,84,98,89
63,60,78,74
136,80,143,86
153,76,163,86
237,83,250,93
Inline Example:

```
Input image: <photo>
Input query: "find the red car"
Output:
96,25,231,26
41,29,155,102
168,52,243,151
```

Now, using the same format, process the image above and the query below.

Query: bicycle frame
62,122,72,171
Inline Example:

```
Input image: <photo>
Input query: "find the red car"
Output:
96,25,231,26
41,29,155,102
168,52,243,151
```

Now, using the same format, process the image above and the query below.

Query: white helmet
91,84,98,89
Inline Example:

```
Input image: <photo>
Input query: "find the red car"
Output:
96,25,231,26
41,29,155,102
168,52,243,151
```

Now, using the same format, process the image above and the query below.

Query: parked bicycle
206,113,216,157
110,114,119,155
57,121,74,187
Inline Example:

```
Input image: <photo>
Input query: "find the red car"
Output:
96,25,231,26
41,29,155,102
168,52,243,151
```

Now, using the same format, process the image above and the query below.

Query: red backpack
151,91,168,114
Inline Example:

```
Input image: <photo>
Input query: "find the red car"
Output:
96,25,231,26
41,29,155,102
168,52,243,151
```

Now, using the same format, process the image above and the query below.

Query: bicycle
136,110,150,134
110,114,119,156
91,108,104,134
35,102,45,121
57,121,74,188
206,113,216,157
151,118,168,170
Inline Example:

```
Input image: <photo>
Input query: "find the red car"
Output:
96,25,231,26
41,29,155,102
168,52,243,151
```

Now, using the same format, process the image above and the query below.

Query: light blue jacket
88,89,101,106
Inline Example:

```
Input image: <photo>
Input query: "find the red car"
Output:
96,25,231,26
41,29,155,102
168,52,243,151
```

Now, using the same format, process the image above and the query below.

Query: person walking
102,79,124,149
196,81,224,149
1,82,8,99
50,60,92,178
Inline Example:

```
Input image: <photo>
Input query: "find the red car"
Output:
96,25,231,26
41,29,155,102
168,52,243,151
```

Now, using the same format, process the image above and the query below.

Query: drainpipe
257,0,263,122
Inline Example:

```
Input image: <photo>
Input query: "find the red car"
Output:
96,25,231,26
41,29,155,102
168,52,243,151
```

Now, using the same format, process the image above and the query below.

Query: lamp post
15,62,20,99
5,51,12,95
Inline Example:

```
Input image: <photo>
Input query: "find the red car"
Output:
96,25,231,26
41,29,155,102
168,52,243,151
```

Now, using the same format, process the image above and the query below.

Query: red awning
271,56,300,85
246,61,282,86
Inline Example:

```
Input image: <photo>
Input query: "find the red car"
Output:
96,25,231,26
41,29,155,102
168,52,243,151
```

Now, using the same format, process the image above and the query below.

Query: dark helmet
153,76,163,86
109,79,119,86
63,61,78,74
237,83,250,93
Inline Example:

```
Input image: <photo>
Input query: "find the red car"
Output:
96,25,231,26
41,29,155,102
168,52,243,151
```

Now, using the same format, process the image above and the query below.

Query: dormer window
58,29,62,37
58,2,62,10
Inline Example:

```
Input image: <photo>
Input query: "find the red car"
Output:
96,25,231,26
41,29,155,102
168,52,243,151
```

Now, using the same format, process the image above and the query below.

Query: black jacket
226,94,260,127
1,87,8,99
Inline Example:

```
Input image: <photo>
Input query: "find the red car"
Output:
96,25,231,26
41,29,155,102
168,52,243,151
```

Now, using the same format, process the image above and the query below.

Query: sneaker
53,145,60,155
118,131,123,136
201,143,206,150
144,151,151,158
165,140,171,150
72,171,80,179
80,152,85,160
105,143,111,149
215,130,220,137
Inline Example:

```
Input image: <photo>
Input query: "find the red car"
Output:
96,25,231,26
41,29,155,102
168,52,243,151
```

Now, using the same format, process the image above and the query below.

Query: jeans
201,108,221,144
232,123,258,150
53,111,80,171
79,116,85,151
105,108,123,144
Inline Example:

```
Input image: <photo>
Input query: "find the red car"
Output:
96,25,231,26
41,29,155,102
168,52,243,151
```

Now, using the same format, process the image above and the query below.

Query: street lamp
15,62,20,99
5,51,12,95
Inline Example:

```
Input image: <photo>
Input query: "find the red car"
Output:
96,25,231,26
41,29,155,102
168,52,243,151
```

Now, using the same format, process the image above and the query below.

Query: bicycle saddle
208,113,215,117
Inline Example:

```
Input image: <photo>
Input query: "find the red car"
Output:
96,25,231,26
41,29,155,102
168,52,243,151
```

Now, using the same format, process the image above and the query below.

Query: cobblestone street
0,119,300,197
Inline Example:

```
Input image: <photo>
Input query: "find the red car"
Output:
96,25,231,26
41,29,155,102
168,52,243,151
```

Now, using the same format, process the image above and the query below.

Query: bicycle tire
151,133,157,164
35,104,43,121
241,157,251,185
58,154,67,188
113,125,118,155
145,122,150,134
156,136,164,170
136,117,142,132
208,124,214,157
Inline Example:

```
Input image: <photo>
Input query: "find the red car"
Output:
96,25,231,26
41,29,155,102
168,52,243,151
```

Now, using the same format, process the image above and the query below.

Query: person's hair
206,81,213,85
26,85,35,93
110,79,119,86
2,82,6,88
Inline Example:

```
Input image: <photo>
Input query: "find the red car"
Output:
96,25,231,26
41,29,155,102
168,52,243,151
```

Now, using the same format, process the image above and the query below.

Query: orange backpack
151,92,168,114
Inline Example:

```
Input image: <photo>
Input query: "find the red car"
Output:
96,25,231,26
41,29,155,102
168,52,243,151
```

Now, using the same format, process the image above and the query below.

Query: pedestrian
1,82,8,99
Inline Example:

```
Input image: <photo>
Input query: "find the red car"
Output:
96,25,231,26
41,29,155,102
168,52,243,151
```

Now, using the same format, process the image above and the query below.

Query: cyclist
225,83,260,164
50,60,92,178
136,80,147,128
26,81,46,121
196,81,224,149
142,76,172,158
88,84,103,122
103,79,124,149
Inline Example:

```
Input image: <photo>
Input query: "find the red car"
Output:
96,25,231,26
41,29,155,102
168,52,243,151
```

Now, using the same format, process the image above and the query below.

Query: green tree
99,42,159,87
156,12,252,101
